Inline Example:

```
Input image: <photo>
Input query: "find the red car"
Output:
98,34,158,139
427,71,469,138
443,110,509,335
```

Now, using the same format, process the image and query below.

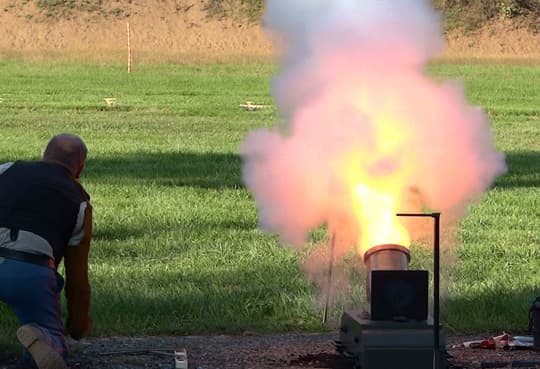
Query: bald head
43,133,87,178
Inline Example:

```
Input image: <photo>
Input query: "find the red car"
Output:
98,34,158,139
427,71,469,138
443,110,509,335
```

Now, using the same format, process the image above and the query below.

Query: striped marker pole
322,232,336,324
127,21,132,73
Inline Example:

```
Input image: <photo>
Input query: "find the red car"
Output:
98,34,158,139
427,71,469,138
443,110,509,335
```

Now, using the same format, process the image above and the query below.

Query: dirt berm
0,0,538,63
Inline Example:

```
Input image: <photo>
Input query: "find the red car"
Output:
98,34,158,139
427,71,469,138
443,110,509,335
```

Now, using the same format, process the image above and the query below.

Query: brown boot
16,325,68,369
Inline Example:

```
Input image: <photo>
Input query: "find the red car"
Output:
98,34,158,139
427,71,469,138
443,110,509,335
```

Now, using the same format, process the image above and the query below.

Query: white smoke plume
241,0,506,254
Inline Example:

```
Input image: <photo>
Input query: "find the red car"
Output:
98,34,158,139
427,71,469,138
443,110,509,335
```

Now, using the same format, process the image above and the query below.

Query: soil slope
0,0,272,63
0,0,539,63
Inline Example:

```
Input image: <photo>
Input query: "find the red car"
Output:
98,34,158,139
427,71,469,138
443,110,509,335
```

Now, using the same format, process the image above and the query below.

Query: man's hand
66,316,93,340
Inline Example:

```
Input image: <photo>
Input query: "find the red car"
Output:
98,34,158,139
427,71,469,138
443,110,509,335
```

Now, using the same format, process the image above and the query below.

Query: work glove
64,201,93,340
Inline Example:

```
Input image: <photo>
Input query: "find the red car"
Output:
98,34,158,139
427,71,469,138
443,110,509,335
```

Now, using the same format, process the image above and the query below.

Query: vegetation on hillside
432,0,540,31
5,0,539,31
206,0,263,21
35,0,126,18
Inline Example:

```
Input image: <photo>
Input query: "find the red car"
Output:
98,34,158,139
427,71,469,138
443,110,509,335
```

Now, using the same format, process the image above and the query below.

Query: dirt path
2,333,540,369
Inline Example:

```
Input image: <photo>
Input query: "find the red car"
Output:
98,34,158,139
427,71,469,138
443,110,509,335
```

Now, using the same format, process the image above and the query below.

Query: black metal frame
396,212,441,369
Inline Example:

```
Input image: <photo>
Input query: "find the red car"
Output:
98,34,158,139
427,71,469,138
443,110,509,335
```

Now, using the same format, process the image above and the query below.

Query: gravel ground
2,333,540,369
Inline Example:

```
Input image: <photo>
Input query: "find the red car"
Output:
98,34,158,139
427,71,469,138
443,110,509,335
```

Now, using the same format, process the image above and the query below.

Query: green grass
426,63,540,332
0,61,539,350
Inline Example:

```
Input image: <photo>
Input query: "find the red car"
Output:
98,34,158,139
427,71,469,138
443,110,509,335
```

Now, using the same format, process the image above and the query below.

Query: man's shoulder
72,179,91,202
81,187,91,202
0,162,14,176
1,160,44,173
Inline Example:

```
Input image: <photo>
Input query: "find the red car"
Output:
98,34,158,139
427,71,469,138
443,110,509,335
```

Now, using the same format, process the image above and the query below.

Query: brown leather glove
64,202,93,339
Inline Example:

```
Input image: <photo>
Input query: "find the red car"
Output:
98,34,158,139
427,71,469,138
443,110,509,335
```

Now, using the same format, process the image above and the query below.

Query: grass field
0,60,539,349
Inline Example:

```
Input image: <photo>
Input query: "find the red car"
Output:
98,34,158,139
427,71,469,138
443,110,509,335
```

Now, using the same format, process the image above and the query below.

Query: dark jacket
0,160,88,266
0,160,93,339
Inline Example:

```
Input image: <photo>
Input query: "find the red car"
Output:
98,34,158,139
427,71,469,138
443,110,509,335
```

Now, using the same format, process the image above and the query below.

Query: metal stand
396,212,441,369
335,212,444,369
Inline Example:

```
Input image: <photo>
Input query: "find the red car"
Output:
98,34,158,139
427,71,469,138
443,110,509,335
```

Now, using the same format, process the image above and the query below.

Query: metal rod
433,212,441,369
322,232,337,324
396,212,441,369
395,213,435,217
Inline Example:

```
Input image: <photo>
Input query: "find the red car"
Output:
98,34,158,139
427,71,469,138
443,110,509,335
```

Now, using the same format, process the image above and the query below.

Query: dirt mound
0,0,538,63
444,17,540,61
0,0,273,63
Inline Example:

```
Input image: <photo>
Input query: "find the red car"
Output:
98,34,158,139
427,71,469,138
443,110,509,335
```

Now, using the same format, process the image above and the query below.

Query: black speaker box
370,270,428,321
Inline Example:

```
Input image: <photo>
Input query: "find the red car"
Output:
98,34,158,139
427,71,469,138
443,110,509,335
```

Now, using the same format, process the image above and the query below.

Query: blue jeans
0,257,67,360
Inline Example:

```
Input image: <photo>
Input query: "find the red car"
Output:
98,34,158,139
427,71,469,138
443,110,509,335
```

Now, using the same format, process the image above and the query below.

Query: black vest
0,161,88,266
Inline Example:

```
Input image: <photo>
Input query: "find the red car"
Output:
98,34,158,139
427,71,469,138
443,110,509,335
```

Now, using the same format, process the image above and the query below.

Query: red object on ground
480,338,496,349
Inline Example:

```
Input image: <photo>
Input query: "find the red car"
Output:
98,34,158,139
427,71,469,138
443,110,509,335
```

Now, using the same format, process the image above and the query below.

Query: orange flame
353,184,410,255
342,102,412,256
